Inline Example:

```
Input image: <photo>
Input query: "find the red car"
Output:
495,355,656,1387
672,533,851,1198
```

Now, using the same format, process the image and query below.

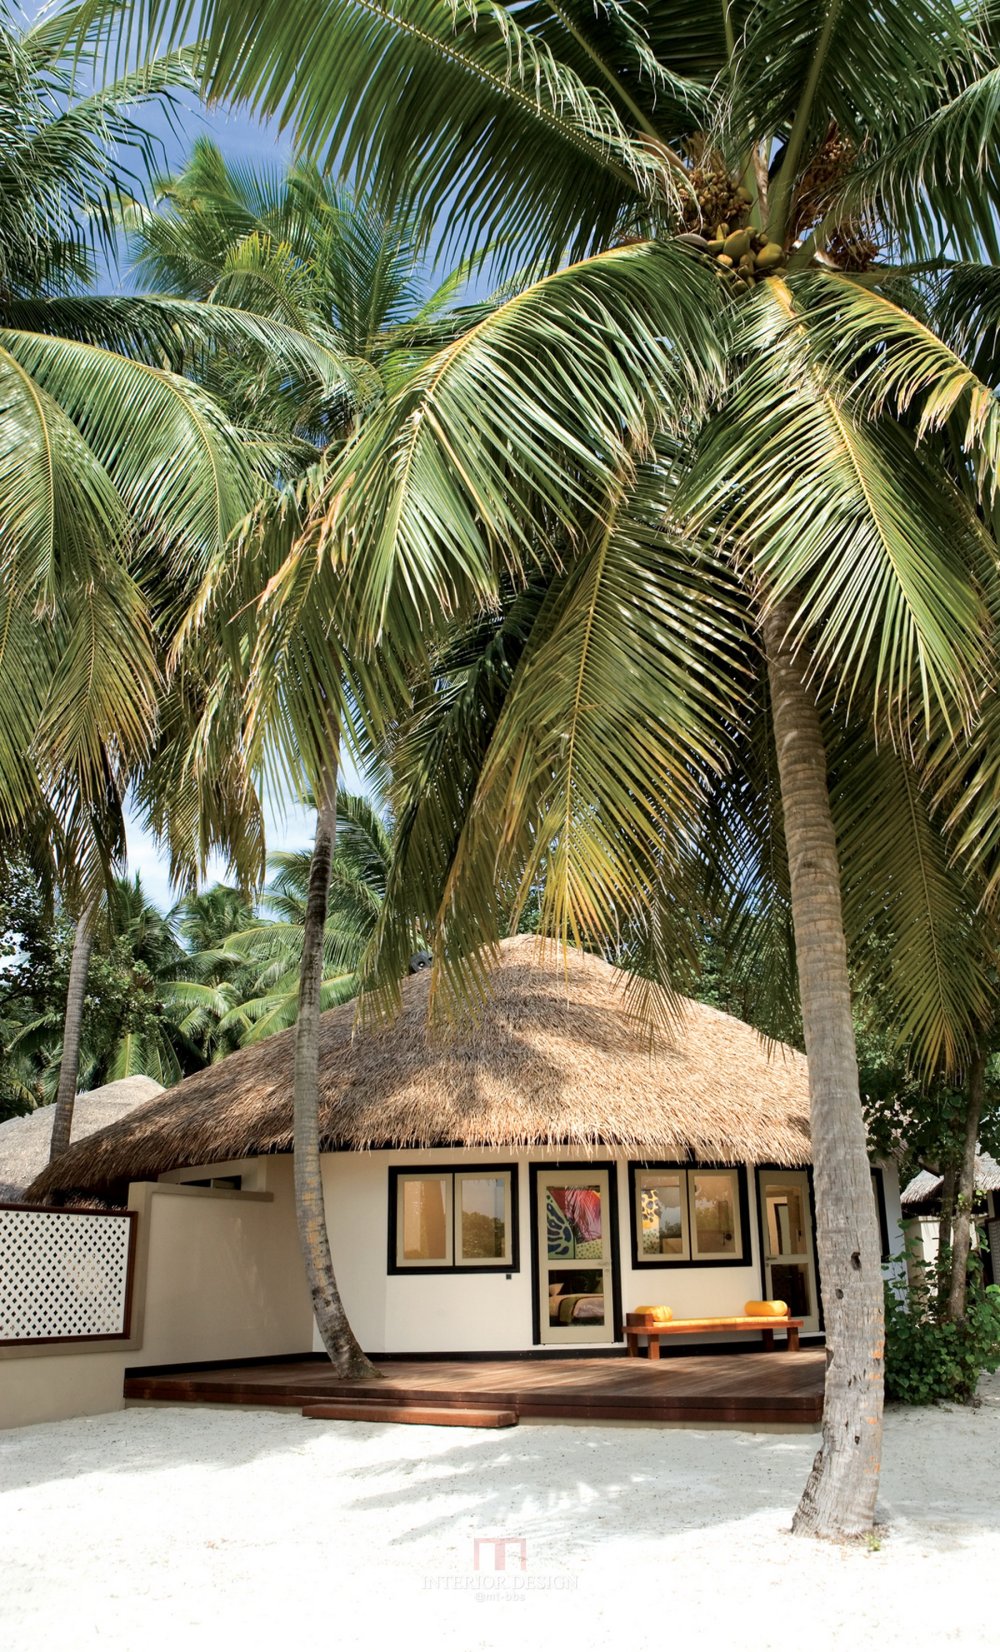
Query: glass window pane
399,1176,449,1262
458,1175,509,1261
770,1261,812,1317
546,1267,606,1326
691,1172,739,1256
637,1172,686,1257
764,1183,807,1257
546,1183,604,1260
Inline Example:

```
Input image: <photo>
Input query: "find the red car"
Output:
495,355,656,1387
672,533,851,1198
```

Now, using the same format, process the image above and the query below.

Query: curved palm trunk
946,1045,986,1325
48,902,97,1167
295,756,378,1378
763,604,884,1539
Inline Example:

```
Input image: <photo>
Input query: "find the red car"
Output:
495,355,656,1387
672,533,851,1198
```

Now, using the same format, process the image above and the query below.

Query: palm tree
72,0,1000,1533
126,145,503,1377
4,875,191,1097
217,791,391,1044
0,3,364,1165
0,4,351,831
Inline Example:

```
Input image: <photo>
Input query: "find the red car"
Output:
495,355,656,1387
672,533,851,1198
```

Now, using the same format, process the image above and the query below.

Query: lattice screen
0,1207,134,1343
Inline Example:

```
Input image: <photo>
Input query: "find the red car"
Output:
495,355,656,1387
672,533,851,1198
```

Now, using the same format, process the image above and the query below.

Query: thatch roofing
28,937,811,1202
0,1077,163,1201
901,1153,1000,1211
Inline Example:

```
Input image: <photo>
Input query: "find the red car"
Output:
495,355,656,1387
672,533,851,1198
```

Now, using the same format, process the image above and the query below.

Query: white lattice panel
0,1207,133,1343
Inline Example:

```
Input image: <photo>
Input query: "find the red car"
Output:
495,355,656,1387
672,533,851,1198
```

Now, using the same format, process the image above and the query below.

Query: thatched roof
28,937,811,1202
901,1153,1000,1211
0,1077,164,1201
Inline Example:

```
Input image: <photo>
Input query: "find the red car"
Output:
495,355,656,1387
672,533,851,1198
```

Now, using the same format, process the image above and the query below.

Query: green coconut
755,241,785,271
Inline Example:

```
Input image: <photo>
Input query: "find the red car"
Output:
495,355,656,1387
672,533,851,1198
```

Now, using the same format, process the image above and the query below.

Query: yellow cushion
633,1305,673,1322
744,1299,788,1318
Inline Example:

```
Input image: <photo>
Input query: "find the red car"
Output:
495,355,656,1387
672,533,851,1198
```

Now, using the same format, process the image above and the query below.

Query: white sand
3,1380,999,1652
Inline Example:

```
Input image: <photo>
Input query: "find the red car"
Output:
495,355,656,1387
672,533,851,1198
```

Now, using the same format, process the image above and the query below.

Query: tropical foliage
216,790,391,1043
119,138,527,1379
39,0,1000,1532
0,2,357,895
0,869,194,1112
884,1256,1000,1405
0,791,390,1118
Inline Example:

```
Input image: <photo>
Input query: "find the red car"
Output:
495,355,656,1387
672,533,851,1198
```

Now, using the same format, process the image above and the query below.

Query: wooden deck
124,1350,825,1427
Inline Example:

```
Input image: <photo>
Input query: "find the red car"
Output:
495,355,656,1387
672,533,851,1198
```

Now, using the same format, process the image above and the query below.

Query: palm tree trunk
294,754,378,1378
48,902,97,1166
946,1045,986,1324
762,603,884,1539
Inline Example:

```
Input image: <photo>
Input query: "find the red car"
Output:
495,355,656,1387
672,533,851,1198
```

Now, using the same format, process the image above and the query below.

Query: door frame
528,1161,623,1347
755,1164,823,1333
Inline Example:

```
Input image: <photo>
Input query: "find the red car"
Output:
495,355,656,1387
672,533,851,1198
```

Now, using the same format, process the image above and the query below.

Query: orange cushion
744,1299,789,1317
633,1304,673,1322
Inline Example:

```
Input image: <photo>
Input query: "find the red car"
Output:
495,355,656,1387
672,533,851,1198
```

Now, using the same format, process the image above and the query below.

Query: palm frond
829,715,994,1075
312,240,729,652
796,272,1000,497
75,0,682,266
831,53,1000,261
680,277,991,728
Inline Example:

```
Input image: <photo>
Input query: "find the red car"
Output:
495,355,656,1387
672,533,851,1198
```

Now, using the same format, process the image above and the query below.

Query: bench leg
625,1333,638,1358
760,1327,775,1352
646,1336,660,1361
786,1326,800,1352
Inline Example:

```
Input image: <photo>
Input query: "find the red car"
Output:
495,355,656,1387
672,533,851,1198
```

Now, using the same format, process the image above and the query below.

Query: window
630,1163,749,1267
389,1166,518,1273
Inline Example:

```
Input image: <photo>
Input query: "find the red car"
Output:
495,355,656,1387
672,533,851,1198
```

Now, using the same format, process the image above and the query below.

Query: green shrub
884,1254,1000,1405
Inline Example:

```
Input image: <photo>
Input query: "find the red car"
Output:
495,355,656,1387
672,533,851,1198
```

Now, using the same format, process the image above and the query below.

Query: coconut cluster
676,222,786,282
826,225,879,271
681,165,752,237
794,126,879,272
794,128,857,233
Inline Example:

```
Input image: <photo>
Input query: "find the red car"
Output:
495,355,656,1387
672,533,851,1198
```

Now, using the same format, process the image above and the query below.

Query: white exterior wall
1,1159,312,1429
877,1159,907,1297
4,1147,906,1426
136,1159,313,1367
317,1146,774,1355
879,1159,905,1260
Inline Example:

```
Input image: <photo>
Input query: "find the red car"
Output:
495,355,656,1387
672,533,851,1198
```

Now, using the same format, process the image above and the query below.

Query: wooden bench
623,1313,803,1359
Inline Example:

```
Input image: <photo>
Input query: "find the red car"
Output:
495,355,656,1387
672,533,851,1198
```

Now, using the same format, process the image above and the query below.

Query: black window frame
387,1163,520,1276
627,1160,752,1270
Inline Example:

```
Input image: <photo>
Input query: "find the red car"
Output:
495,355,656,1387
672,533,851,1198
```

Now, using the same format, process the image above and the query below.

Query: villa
21,936,902,1385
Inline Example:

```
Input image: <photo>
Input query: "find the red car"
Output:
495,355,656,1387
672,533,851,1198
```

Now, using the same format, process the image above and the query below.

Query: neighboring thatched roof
0,1077,164,1201
901,1153,1000,1212
29,937,811,1202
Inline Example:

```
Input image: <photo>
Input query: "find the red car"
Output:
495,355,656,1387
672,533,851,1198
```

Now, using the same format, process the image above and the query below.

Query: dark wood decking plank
124,1351,824,1425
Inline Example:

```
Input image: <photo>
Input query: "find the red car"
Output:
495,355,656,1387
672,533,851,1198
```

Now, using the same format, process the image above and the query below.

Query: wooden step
301,1400,518,1428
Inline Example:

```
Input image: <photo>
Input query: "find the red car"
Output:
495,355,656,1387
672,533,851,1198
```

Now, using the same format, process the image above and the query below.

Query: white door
758,1170,820,1333
536,1168,616,1344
